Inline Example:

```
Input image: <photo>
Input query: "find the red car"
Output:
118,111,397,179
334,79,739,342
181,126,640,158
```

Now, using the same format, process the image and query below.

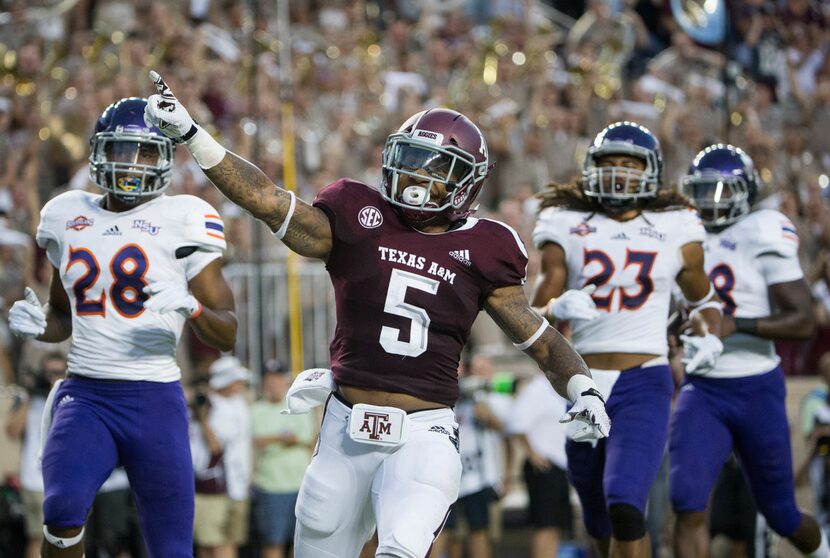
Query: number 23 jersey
35,190,226,381
313,179,528,406
533,207,705,357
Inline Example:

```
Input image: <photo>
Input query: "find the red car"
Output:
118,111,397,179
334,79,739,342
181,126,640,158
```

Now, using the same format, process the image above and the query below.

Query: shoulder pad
171,195,227,253
35,191,97,249
750,209,799,258
532,207,586,251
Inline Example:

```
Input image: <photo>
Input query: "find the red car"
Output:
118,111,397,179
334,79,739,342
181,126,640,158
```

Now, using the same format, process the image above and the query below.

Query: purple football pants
42,375,194,557
566,363,674,539
669,366,801,537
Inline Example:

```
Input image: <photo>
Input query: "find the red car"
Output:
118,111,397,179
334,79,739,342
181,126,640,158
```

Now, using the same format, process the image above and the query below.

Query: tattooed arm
484,284,591,397
144,71,332,261
203,152,332,260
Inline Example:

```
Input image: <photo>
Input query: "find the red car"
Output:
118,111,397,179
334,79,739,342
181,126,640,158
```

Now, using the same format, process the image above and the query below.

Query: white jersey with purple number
35,190,226,381
533,207,705,356
703,209,803,377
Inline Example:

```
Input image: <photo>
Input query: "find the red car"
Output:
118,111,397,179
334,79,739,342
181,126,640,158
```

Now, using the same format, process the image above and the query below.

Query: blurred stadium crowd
3,0,830,556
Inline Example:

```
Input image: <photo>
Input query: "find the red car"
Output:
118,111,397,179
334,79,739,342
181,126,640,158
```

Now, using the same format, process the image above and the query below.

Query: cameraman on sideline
5,351,65,558
434,355,513,558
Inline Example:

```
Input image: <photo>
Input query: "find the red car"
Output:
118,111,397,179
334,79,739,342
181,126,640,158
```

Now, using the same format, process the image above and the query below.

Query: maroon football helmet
381,108,491,224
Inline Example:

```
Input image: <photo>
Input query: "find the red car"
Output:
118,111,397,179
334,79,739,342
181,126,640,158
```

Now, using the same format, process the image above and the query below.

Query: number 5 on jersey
67,244,150,318
380,269,440,357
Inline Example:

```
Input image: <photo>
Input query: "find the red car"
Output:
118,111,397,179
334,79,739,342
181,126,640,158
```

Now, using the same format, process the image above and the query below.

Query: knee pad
295,470,355,536
608,503,646,541
43,525,84,549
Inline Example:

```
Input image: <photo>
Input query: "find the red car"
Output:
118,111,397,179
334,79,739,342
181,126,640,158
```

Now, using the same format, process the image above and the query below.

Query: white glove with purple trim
142,281,201,318
546,284,600,322
680,333,724,375
8,287,46,340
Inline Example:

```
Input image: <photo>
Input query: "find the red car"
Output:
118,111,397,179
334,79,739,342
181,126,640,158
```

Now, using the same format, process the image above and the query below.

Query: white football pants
294,394,461,558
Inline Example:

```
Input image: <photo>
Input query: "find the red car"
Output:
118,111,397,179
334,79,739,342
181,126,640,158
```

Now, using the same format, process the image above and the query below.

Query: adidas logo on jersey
448,249,472,266
611,232,630,240
103,225,122,236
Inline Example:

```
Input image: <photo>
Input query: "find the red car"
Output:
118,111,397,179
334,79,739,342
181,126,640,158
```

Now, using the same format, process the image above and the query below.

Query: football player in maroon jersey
145,71,610,558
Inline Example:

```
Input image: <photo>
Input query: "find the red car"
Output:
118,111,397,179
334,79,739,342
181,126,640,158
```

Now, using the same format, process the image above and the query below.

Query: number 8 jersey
533,206,705,357
702,209,803,377
35,190,226,381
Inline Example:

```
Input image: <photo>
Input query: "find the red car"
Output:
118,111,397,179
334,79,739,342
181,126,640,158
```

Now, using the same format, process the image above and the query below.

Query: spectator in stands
5,351,65,558
505,370,572,558
251,359,316,558
191,357,252,558
435,356,513,558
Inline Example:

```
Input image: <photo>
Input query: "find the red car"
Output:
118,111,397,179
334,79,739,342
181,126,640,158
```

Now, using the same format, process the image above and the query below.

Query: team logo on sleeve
65,216,94,231
358,206,383,229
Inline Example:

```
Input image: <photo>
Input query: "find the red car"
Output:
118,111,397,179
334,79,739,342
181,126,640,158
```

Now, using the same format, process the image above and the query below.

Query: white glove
142,281,201,318
281,368,336,415
547,284,600,322
560,375,611,442
8,287,47,340
144,71,197,142
680,333,724,374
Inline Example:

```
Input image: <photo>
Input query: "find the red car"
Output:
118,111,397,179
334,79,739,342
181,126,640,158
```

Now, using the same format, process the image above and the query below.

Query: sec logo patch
358,206,383,229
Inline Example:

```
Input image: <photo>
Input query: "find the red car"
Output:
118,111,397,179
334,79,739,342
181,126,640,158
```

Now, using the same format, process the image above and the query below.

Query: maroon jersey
313,179,528,406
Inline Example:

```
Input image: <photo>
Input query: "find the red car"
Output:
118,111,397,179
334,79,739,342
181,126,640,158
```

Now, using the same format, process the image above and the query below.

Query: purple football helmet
381,108,491,224
681,144,759,230
89,97,173,204
583,121,663,209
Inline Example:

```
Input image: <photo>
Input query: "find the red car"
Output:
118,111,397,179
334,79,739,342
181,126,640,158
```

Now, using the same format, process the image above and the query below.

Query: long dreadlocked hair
537,179,696,213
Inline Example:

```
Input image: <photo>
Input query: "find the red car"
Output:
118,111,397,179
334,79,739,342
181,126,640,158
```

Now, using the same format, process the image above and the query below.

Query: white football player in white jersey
6,97,238,558
670,144,829,558
532,122,723,558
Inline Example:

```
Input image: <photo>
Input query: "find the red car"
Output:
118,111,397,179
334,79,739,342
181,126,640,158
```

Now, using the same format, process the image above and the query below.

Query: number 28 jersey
533,207,705,357
35,190,226,382
313,179,528,406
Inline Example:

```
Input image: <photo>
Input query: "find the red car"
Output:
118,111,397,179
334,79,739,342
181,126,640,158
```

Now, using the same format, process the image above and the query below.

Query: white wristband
685,285,716,308
513,317,547,351
274,191,296,240
566,374,599,403
185,126,227,169
689,300,723,318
